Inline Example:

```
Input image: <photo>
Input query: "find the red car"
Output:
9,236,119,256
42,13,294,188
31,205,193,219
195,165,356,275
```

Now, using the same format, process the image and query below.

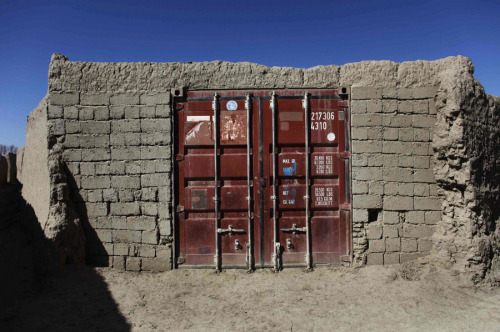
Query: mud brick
352,167,382,181
418,239,433,251
383,225,399,238
424,211,441,225
366,100,382,113
382,115,412,127
365,225,382,242
366,253,384,265
86,203,109,217
403,224,435,238
112,119,141,133
124,106,140,119
141,118,171,132
414,197,441,210
368,239,385,253
351,127,368,140
64,106,79,119
383,211,400,224
111,147,141,160
111,176,140,189
141,146,171,159
414,183,429,196
384,253,400,265
50,92,79,105
79,107,94,120
112,256,126,270
383,168,413,182
114,243,129,256
400,252,426,263
384,196,413,211
110,93,139,105
351,86,381,100
385,238,401,252
351,100,367,113
353,209,368,223
353,195,382,209
406,211,425,224
125,257,141,271
352,181,369,194
368,154,384,167
113,230,142,243
81,93,110,106
48,105,63,119
110,133,141,146
352,154,368,167
156,106,171,118
110,202,140,216
142,230,159,245
412,86,437,99
81,176,110,189
140,93,171,105
351,114,382,127
111,216,127,230
413,115,435,128
139,106,156,118
141,173,169,187
94,107,110,120
401,238,418,252
127,216,157,231
141,258,171,272
414,156,430,168
141,202,158,216
81,121,110,134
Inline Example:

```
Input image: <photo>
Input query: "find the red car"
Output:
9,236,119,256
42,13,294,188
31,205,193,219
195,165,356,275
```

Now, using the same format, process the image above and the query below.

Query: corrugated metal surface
174,89,351,269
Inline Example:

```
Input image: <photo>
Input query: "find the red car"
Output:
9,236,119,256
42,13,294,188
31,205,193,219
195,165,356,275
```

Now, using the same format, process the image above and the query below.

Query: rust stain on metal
279,111,303,122
221,111,247,145
184,118,214,145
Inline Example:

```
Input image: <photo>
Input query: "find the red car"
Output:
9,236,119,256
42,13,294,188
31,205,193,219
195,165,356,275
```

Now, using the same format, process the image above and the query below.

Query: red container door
174,89,351,269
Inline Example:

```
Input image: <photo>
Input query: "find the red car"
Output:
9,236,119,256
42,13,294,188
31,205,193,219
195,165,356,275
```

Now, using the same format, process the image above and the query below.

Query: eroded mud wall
41,54,497,281
433,67,500,283
18,98,51,228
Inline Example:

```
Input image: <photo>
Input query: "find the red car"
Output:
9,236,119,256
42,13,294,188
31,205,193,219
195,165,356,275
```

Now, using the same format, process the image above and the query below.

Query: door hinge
176,205,185,213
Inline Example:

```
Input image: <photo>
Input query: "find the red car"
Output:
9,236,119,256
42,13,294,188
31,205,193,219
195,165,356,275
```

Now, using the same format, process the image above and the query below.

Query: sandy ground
2,260,499,332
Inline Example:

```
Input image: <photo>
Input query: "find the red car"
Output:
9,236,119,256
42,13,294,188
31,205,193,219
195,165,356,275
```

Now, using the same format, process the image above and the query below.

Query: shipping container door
174,89,351,269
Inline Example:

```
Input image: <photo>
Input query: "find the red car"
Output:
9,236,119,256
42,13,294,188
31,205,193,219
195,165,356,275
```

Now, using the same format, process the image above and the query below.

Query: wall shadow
0,183,130,331
65,167,110,268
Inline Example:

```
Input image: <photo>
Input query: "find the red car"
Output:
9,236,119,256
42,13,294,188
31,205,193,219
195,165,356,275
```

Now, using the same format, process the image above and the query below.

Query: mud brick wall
19,53,497,281
47,91,173,271
350,87,441,265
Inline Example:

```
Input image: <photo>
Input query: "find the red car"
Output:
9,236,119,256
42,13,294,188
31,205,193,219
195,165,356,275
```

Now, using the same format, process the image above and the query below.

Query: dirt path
3,262,500,331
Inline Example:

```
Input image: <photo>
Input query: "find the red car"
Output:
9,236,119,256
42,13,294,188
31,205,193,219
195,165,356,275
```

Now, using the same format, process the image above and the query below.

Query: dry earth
2,261,499,332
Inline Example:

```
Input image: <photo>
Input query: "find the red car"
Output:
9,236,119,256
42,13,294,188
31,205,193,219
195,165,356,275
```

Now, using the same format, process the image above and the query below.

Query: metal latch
280,224,307,235
218,225,244,235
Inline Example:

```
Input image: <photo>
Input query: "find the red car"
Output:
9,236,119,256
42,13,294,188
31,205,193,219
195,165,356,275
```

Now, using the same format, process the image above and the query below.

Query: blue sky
1,0,499,147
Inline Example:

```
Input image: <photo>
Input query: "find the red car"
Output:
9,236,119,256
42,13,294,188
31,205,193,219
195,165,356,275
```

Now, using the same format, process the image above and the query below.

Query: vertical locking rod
270,91,281,271
212,92,221,272
245,93,254,271
302,91,312,270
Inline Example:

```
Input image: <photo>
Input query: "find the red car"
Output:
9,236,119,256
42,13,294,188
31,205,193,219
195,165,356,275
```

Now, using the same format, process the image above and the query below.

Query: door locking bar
245,93,254,271
280,224,307,234
217,225,245,234
270,91,281,272
213,92,221,272
303,91,312,271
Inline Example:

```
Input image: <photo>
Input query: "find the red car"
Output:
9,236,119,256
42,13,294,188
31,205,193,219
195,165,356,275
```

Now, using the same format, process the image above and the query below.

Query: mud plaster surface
3,262,499,331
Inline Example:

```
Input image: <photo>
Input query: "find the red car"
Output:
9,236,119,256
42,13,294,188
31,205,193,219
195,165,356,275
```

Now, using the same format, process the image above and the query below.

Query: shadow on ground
0,183,130,331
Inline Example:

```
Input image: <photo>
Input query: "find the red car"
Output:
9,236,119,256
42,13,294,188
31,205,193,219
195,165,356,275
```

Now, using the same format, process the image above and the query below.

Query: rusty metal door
174,89,351,270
